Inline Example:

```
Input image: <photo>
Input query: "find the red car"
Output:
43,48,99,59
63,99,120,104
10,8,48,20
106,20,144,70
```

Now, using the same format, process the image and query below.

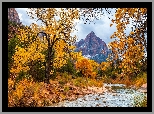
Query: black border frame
2,2,152,112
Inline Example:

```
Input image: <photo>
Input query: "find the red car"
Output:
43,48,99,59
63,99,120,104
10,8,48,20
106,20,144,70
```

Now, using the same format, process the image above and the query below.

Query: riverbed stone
141,83,147,89
48,83,147,107
137,83,147,93
137,88,147,93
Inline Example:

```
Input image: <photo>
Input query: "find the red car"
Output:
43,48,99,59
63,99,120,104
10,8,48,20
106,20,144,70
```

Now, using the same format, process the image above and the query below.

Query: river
49,83,147,107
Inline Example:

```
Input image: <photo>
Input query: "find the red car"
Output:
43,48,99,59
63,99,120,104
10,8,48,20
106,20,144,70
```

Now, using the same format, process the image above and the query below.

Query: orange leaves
8,78,15,95
70,51,83,61
116,22,125,33
127,37,135,46
75,58,98,79
53,40,70,69
100,62,110,71
110,23,113,27
120,43,145,75
130,31,134,35
11,78,33,99
75,58,90,69
27,8,78,38
115,8,126,21
118,40,125,50
10,40,46,76
129,8,136,15
111,8,147,43
8,78,50,107
10,25,46,75
91,72,97,79
111,19,115,23
24,8,80,76
109,40,119,50
140,8,147,14
110,32,117,39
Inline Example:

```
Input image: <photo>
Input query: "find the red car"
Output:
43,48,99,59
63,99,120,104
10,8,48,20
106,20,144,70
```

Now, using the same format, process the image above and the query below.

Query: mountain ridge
75,31,111,63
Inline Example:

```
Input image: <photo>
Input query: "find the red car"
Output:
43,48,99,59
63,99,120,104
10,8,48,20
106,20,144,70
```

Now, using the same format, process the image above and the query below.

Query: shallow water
50,83,147,107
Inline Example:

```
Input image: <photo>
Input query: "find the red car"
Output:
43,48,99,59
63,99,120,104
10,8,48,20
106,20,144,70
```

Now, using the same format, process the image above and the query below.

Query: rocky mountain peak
75,31,111,63
89,31,95,35
85,31,96,40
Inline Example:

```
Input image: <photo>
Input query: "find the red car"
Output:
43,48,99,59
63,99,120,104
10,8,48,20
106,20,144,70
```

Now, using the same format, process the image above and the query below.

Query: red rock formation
75,31,109,56
8,8,20,24
8,8,24,41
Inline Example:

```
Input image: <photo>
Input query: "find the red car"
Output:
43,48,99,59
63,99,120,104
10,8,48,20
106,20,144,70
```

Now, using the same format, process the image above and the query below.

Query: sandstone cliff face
8,8,21,24
8,8,23,41
75,31,111,63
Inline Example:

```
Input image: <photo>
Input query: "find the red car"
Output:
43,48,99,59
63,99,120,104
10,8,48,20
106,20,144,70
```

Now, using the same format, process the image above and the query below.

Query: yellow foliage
10,41,45,76
100,62,110,71
108,8,147,79
9,8,81,79
8,78,54,107
75,58,98,79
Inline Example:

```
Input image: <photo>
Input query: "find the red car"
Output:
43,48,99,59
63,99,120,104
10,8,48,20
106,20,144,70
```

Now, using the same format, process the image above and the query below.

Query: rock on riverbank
137,83,147,93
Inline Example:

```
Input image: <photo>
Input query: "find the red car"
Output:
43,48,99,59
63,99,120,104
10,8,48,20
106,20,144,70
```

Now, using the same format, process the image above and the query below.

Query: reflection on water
50,83,147,107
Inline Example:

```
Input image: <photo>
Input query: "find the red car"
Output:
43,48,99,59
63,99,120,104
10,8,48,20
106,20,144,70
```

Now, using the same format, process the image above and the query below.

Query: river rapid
49,83,147,107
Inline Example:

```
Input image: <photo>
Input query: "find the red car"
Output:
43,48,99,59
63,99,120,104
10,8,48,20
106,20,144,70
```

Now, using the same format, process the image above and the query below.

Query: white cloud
15,8,135,45
16,8,28,12
16,8,41,26
18,13,23,21
71,9,117,44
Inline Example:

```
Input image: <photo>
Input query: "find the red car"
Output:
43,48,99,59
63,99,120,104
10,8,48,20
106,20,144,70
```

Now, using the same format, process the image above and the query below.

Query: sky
15,8,133,46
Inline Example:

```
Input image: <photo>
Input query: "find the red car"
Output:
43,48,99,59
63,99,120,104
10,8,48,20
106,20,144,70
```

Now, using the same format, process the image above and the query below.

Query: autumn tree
10,8,147,83
8,20,20,74
8,19,24,41
108,8,147,79
57,49,83,76
10,25,46,81
80,8,147,79
25,8,79,83
75,58,99,79
8,20,30,78
8,37,19,78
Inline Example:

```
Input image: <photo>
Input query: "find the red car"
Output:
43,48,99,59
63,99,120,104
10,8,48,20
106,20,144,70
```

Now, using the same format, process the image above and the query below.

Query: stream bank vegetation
8,8,147,107
133,94,147,107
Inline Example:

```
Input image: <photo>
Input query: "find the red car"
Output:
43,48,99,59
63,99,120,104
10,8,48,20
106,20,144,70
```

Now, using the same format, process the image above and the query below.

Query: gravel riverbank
48,83,147,107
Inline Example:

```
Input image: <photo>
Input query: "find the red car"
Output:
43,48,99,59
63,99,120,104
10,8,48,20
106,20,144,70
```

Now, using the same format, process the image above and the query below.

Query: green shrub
8,37,20,78
134,95,147,107
64,86,70,92
58,58,76,76
28,60,46,82
59,80,65,85
73,77,82,87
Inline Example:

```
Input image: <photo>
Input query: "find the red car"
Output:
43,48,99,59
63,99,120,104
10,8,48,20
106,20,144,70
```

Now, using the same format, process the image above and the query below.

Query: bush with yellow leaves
8,78,53,107
75,58,99,79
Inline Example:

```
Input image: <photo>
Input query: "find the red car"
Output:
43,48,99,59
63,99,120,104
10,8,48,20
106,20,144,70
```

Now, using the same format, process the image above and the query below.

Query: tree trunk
45,60,50,84
44,34,59,83
45,44,55,84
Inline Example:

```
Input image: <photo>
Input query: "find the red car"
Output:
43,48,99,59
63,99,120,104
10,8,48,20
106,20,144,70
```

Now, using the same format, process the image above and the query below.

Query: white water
49,83,147,107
